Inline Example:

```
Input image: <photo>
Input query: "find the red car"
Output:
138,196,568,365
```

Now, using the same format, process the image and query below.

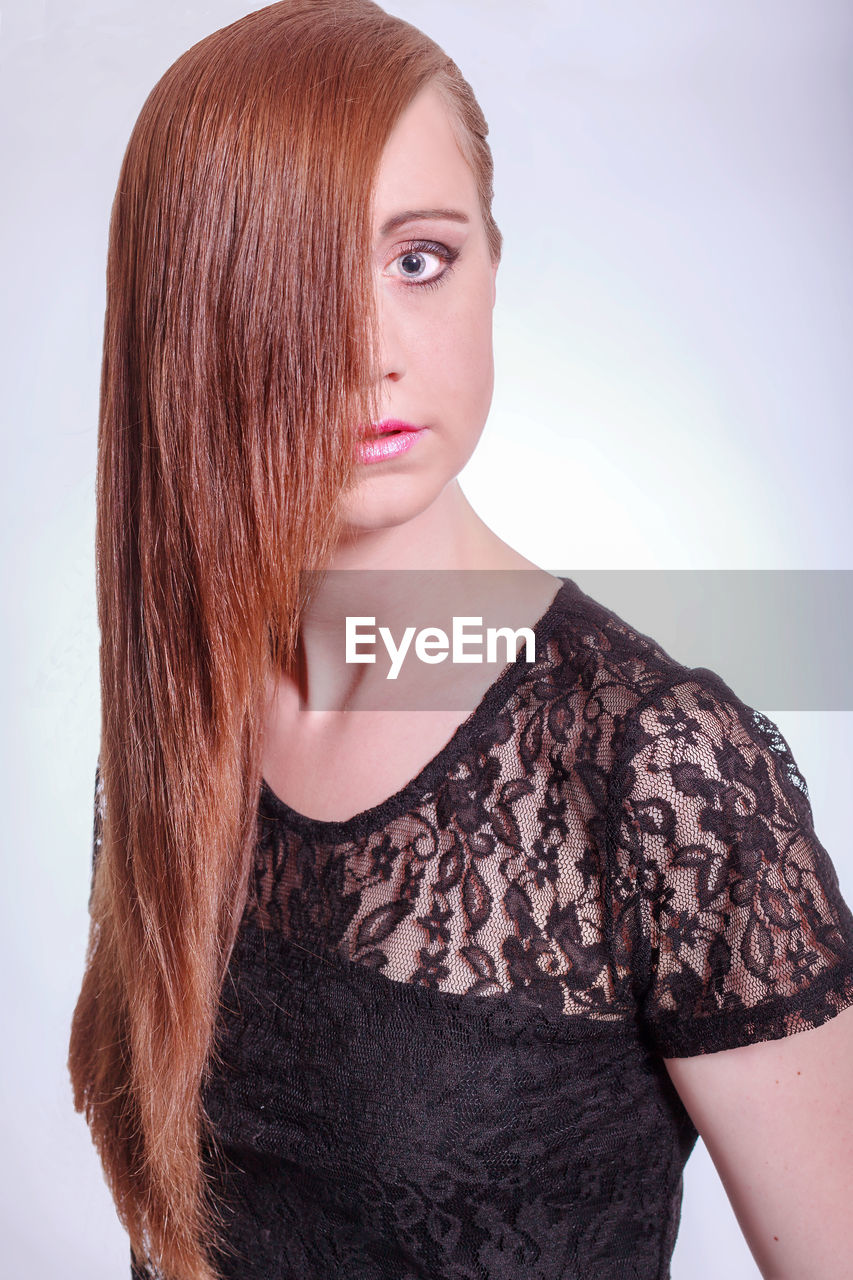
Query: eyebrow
378,208,470,237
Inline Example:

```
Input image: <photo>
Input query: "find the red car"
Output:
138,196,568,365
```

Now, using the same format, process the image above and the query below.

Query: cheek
427,279,495,405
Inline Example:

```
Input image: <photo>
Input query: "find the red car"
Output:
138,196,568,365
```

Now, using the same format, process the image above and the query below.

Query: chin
340,473,450,535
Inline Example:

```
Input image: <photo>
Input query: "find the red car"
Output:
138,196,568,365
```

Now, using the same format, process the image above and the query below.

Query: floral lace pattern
615,680,853,1054
243,577,853,1051
120,575,853,1279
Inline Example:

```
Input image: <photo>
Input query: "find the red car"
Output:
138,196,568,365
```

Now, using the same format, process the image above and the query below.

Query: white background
1,1,851,1276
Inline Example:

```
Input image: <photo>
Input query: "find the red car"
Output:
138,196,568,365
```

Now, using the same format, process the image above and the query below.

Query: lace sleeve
612,670,853,1058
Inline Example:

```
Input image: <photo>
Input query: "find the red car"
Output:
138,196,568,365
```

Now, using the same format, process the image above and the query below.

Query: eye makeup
386,238,461,292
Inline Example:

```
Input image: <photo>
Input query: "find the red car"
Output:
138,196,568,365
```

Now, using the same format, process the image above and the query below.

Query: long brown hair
68,3,501,1277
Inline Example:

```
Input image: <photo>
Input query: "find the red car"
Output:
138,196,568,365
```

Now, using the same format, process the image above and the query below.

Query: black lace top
120,575,853,1280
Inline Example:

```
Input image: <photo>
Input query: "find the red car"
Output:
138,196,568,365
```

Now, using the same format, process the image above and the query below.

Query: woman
69,2,853,1279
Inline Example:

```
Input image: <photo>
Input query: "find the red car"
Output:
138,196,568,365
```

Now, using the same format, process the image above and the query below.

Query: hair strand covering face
67,3,501,1277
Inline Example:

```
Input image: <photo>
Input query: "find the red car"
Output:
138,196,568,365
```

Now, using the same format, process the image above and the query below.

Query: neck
280,482,556,713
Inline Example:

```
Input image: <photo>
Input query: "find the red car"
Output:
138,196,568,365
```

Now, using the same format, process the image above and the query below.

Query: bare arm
664,1003,853,1280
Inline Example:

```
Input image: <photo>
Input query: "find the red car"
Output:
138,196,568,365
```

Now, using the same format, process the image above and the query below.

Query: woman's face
340,81,498,533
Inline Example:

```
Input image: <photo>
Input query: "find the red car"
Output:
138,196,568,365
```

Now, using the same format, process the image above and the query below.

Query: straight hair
68,3,501,1277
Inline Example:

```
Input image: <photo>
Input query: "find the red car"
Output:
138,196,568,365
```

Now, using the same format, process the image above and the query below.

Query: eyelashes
385,239,461,293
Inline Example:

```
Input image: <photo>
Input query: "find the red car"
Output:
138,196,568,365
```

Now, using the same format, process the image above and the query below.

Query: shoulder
539,577,741,763
537,582,853,1054
603,666,853,1059
543,579,809,801
543,575,703,709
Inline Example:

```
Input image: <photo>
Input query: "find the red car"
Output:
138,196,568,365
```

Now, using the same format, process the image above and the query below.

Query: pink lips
356,419,428,465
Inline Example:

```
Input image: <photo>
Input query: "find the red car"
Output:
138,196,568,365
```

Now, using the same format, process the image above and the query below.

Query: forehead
372,83,478,226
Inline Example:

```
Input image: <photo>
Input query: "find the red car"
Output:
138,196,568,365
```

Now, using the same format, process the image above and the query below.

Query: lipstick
356,419,428,465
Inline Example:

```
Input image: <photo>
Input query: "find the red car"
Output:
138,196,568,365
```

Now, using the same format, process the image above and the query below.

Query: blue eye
397,250,440,281
385,240,460,291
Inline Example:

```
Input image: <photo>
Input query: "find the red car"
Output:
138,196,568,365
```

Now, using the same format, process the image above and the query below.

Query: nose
377,288,406,383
